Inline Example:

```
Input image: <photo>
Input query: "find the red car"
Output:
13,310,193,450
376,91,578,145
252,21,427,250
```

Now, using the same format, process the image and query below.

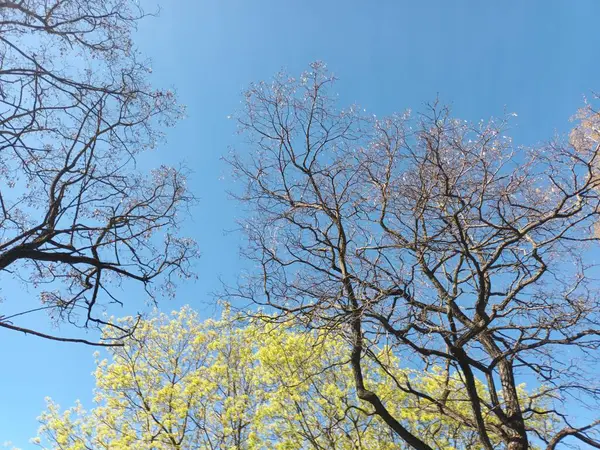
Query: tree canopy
4,2,600,446
0,0,198,344
34,307,556,450
226,62,600,450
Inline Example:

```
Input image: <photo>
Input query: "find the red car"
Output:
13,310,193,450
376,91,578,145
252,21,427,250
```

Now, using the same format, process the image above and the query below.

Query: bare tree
227,62,600,449
0,0,198,345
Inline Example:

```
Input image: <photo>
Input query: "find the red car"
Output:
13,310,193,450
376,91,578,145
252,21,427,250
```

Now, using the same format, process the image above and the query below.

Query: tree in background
226,62,600,450
33,307,554,449
0,0,198,343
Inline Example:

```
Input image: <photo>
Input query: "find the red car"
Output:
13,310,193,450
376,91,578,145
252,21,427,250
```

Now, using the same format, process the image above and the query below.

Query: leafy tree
0,0,198,344
226,62,600,450
32,307,554,449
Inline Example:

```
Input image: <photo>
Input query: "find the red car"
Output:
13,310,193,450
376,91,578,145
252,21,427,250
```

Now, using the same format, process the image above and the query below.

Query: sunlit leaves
35,307,554,449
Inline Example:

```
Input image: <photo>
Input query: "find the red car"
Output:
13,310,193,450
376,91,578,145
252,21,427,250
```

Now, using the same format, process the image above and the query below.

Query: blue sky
3,0,600,447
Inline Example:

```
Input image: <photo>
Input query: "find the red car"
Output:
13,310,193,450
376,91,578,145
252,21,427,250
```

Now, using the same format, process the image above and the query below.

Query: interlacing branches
0,0,198,345
226,62,600,449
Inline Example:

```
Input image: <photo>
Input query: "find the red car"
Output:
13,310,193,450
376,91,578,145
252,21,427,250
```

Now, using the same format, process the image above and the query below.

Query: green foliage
33,307,555,449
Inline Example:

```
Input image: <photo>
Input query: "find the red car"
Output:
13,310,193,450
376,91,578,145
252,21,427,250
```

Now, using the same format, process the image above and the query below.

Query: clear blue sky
3,1,600,447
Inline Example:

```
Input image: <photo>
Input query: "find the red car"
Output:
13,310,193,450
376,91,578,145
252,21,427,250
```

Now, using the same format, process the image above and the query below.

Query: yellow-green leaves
35,307,555,449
